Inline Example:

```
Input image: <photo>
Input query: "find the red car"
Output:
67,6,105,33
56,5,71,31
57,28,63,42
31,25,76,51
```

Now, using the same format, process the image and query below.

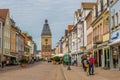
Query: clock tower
41,19,52,59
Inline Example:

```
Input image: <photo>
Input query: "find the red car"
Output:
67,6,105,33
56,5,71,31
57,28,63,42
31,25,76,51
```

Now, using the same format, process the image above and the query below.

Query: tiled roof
81,2,96,9
68,25,73,32
0,9,9,21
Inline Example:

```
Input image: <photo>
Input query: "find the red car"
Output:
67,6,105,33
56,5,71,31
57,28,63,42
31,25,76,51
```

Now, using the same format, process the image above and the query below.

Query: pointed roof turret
41,19,52,36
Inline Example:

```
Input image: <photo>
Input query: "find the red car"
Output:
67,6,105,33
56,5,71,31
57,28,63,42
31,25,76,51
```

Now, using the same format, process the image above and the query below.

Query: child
85,56,90,76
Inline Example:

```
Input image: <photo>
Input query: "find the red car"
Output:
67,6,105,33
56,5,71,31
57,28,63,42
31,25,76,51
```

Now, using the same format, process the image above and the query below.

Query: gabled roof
81,2,96,9
0,9,9,21
85,10,92,20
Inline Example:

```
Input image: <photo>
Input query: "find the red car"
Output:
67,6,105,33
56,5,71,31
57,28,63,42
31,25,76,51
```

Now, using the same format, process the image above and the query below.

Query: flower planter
21,63,27,68
56,62,59,65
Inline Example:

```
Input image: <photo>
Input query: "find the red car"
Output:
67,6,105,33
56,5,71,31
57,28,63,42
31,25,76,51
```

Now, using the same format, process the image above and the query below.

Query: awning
108,39,120,46
53,54,64,57
24,55,29,57
97,42,109,48
4,54,17,58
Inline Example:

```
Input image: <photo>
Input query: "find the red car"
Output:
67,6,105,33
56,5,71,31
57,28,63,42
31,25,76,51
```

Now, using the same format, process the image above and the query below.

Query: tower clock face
45,39,48,44
45,39,48,42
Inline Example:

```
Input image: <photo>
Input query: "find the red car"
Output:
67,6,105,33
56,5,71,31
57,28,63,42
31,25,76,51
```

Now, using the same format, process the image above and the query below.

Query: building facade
0,18,3,62
86,10,93,53
0,9,11,62
109,0,120,70
91,0,110,68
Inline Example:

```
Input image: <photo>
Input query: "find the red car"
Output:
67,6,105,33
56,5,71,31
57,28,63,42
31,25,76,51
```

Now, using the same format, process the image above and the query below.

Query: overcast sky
0,0,96,50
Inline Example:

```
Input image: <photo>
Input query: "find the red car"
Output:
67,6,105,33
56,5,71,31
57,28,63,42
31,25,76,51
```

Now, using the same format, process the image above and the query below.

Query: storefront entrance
98,49,102,67
104,48,110,69
112,46,119,68
94,51,98,66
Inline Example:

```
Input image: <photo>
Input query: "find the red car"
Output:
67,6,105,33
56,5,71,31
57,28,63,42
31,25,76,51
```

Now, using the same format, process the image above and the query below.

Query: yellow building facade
92,0,110,68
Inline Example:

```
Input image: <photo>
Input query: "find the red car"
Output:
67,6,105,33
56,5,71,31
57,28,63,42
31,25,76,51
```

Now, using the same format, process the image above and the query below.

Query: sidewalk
61,65,120,80
0,61,42,73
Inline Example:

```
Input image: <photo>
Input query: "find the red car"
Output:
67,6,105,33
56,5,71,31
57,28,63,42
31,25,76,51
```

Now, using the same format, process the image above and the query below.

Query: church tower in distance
41,19,52,59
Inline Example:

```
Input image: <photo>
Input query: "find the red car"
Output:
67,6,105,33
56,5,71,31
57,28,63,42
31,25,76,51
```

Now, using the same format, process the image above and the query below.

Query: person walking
85,56,90,76
89,55,95,75
81,57,87,72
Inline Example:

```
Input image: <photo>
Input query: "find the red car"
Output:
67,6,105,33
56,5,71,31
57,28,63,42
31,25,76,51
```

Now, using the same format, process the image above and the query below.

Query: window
119,11,120,25
101,0,103,11
103,18,109,34
0,23,1,29
0,38,1,48
116,13,118,26
110,0,114,4
112,16,115,28
107,0,109,7
95,5,98,17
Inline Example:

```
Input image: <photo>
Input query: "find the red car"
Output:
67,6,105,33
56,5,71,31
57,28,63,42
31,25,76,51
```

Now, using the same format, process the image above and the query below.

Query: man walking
89,55,95,75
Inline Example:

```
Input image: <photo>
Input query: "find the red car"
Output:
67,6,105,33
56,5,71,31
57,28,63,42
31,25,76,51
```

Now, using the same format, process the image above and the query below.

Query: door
112,46,119,68
98,49,102,67
104,48,110,69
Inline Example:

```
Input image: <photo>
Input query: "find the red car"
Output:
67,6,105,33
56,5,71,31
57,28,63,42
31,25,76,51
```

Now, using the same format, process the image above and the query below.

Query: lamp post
67,33,71,70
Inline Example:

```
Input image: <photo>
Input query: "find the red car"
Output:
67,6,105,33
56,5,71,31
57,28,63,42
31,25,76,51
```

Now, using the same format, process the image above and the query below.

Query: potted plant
54,56,60,64
19,58,28,68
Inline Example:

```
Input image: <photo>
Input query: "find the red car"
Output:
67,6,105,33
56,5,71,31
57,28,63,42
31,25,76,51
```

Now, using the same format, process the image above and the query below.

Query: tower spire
41,19,52,36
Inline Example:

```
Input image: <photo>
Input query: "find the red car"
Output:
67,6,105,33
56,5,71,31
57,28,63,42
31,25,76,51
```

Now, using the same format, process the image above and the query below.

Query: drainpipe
109,0,113,70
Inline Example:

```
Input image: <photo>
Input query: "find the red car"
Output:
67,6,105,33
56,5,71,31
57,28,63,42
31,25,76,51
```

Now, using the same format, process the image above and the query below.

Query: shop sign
111,30,120,41
80,46,86,50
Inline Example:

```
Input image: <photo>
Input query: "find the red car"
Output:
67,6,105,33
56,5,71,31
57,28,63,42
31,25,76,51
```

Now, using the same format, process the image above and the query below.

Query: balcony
93,35,103,44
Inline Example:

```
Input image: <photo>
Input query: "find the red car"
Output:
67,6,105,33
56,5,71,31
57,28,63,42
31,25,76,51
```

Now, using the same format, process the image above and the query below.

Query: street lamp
67,33,71,70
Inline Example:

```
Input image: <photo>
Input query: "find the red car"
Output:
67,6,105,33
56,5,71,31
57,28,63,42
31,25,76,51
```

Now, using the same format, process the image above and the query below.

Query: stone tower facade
41,19,52,59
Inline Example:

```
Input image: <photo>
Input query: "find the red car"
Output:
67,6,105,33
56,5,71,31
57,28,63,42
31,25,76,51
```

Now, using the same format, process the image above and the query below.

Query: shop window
112,46,119,68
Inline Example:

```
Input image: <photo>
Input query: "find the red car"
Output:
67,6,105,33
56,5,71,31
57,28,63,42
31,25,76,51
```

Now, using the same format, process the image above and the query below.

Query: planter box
21,64,27,68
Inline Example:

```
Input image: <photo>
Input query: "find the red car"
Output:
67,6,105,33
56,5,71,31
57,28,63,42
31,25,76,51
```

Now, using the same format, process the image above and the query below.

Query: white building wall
3,13,11,55
0,20,3,53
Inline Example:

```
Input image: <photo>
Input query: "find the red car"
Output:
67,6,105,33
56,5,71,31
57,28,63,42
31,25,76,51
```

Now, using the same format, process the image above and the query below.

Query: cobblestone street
0,62,65,80
0,62,120,80
62,65,120,80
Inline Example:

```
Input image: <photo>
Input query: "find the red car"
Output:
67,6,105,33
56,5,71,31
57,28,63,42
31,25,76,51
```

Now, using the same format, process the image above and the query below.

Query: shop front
4,53,18,65
103,46,110,69
97,42,110,69
109,30,120,70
